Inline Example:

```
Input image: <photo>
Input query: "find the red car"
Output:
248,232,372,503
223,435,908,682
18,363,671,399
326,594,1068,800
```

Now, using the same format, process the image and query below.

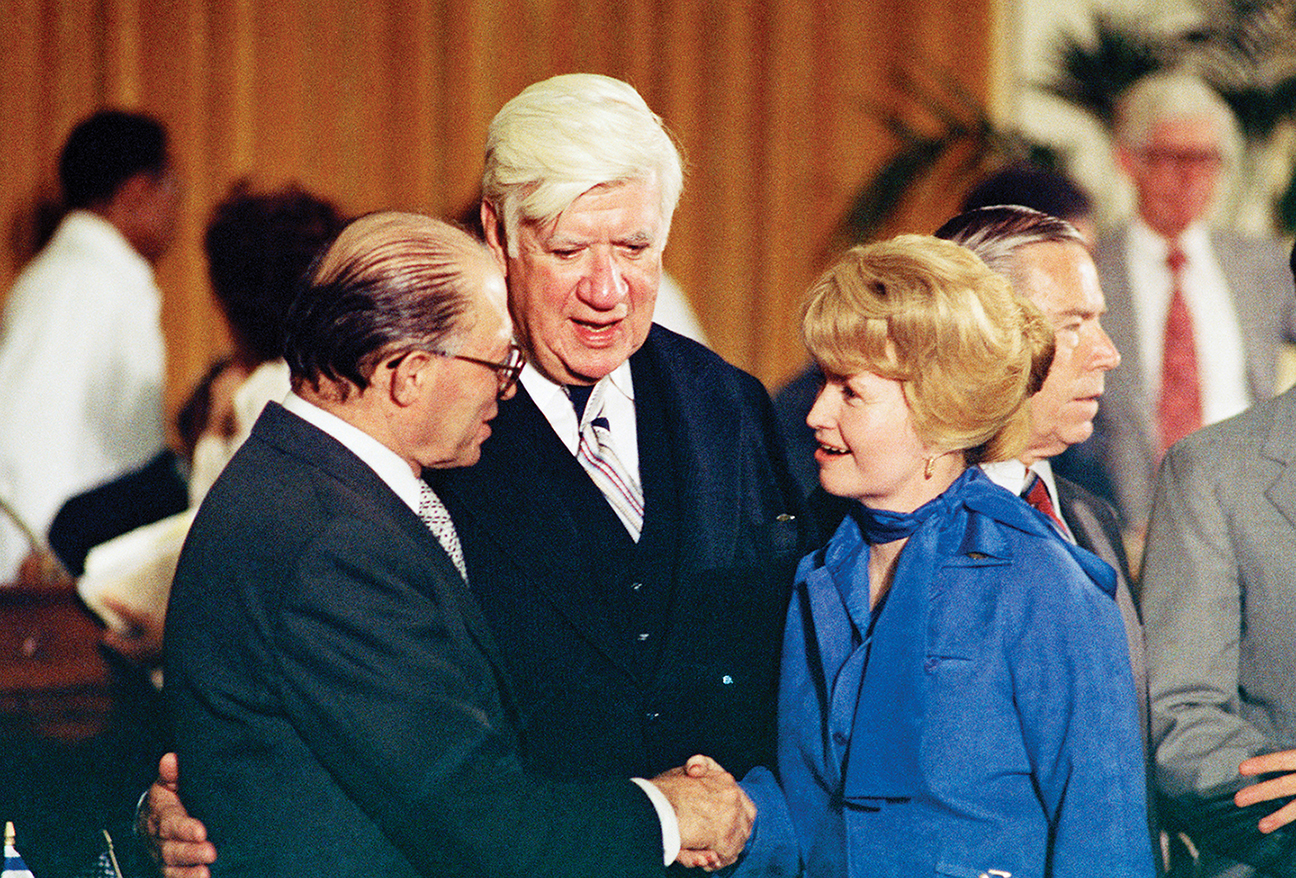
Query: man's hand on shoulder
651,754,755,871
139,753,216,878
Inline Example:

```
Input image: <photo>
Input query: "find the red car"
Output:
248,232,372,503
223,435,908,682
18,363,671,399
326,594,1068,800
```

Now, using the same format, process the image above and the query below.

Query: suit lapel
638,329,742,574
254,404,519,711
440,387,630,668
1261,390,1296,530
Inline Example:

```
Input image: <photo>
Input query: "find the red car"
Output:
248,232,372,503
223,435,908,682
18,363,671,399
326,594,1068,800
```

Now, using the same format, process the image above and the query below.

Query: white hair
481,73,685,255
1114,70,1238,157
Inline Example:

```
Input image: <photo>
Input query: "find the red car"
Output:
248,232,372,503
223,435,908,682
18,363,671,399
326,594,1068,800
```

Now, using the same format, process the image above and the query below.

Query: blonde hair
482,73,684,256
803,234,1054,464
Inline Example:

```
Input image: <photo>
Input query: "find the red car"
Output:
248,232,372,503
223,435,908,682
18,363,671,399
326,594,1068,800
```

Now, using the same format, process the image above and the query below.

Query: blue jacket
736,469,1154,878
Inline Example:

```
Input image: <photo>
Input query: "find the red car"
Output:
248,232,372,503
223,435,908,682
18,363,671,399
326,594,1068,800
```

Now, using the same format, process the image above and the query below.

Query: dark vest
435,331,801,781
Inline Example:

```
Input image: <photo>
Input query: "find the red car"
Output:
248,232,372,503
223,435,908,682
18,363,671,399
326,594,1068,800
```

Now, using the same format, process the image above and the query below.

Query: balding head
285,212,502,398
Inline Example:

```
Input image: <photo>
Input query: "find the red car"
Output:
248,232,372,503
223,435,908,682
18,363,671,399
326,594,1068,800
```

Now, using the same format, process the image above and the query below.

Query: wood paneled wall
0,0,995,418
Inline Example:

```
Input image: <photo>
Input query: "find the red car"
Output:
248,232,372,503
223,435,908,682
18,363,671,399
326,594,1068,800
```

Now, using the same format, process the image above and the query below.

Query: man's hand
1236,750,1296,834
139,752,216,878
651,754,755,871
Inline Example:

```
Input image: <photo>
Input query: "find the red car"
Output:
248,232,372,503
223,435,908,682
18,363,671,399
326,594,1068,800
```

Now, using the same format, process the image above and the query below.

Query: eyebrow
547,229,656,248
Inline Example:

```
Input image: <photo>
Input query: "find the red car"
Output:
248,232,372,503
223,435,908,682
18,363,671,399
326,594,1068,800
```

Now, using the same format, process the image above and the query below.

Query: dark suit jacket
1055,474,1147,734
165,403,662,877
435,326,805,783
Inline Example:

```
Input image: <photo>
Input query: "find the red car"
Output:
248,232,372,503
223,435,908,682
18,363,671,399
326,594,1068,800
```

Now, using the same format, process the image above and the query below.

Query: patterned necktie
1024,473,1067,537
418,481,467,580
1158,244,1202,454
569,380,644,540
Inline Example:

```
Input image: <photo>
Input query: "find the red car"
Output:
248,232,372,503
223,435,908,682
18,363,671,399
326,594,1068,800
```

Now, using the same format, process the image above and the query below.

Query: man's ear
386,350,435,407
481,200,508,271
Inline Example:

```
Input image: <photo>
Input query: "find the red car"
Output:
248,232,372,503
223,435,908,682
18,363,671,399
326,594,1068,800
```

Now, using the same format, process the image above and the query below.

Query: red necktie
1158,245,1202,453
1025,474,1067,536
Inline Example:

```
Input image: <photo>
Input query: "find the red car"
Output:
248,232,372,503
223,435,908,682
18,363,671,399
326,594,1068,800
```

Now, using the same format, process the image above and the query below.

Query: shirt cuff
630,777,681,865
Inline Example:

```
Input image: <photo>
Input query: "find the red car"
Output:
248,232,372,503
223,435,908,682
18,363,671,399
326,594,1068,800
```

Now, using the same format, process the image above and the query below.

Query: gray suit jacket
1082,225,1296,529
1141,386,1296,875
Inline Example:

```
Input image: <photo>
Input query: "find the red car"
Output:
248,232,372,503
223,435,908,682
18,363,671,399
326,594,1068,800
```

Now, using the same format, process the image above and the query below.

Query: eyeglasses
1139,148,1223,172
387,342,526,398
436,343,525,399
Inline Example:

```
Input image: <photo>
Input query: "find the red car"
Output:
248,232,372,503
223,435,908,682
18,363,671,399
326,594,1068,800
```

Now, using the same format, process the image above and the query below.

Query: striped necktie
418,481,467,580
569,380,644,540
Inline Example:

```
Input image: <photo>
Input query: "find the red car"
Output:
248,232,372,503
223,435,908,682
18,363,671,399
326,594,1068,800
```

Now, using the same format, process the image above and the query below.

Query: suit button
832,730,848,746
721,675,734,685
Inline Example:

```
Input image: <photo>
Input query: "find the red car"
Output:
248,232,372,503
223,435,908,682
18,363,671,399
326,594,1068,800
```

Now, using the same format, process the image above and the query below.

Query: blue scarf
848,476,967,544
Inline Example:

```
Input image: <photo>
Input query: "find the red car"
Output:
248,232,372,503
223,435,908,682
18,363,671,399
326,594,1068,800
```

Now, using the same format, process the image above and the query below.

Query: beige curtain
0,0,995,420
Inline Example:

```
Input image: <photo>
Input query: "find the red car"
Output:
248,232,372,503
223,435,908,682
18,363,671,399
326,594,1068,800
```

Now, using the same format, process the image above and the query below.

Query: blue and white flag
3,821,35,878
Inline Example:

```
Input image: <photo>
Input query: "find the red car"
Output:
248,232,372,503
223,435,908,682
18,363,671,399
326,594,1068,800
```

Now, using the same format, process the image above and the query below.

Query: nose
578,248,629,310
806,384,835,431
1091,326,1121,372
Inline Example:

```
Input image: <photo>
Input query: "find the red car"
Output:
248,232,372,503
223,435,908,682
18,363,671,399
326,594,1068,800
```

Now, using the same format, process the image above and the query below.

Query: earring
924,456,935,479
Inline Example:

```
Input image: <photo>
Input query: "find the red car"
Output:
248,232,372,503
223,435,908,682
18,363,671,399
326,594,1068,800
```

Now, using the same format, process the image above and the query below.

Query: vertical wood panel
1,0,996,415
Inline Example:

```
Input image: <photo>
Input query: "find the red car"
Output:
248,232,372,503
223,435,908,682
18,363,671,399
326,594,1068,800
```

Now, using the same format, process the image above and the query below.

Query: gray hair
934,205,1086,281
481,73,685,255
1114,70,1238,156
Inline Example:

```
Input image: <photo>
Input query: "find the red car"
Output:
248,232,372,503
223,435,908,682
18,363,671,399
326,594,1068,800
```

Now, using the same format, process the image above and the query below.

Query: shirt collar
519,358,636,453
979,457,1062,511
519,358,635,405
980,457,1072,541
1129,215,1210,258
281,392,425,514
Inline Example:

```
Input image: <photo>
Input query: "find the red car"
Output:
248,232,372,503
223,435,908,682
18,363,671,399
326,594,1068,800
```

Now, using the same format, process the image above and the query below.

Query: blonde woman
727,236,1152,877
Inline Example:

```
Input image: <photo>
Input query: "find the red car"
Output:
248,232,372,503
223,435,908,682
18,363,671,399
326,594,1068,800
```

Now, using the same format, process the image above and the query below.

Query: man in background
1075,70,1296,534
0,109,178,582
934,206,1147,756
1139,240,1296,877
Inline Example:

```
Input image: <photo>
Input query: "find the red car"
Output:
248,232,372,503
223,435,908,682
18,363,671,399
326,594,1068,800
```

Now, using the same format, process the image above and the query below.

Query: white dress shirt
0,211,165,579
1126,219,1251,426
519,359,640,479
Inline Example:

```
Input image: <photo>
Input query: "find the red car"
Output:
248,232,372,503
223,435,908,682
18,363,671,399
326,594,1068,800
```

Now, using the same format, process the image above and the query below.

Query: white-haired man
1072,70,1296,532
438,71,804,787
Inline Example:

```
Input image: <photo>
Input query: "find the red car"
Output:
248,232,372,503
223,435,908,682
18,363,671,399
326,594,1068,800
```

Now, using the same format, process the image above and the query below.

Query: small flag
72,832,124,878
3,821,35,878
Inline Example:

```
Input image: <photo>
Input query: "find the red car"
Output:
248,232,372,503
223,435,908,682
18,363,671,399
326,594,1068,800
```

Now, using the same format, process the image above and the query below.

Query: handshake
651,754,757,871
143,752,756,877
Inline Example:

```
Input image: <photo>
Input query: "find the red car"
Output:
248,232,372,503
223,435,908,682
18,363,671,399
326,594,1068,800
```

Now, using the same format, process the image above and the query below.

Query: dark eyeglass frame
387,342,526,399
